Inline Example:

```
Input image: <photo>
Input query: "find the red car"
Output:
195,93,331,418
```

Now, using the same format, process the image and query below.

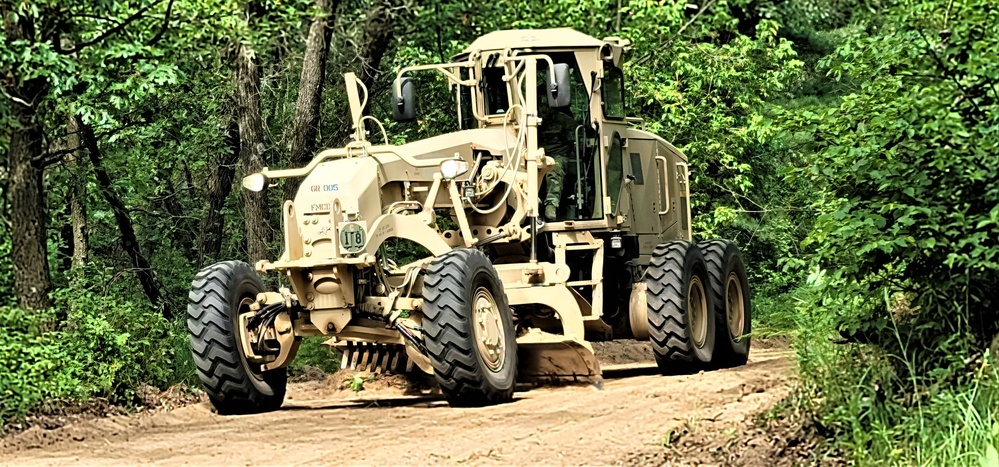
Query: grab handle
656,156,670,215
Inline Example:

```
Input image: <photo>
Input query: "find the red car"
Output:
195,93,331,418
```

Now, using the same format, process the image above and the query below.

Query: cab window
482,67,509,115
458,67,475,129
602,66,625,119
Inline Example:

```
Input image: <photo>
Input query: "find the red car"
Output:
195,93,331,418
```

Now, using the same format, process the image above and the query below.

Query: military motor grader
188,28,752,412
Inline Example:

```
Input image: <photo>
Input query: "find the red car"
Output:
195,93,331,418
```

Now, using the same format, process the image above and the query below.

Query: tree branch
146,0,175,46
1,86,33,107
916,28,983,116
36,147,80,168
59,1,163,54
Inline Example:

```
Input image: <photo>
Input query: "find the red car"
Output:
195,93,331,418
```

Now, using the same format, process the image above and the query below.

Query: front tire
700,240,751,367
187,261,287,414
646,242,716,372
422,249,517,406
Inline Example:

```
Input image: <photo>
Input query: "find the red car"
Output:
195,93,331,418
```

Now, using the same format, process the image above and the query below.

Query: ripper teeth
340,342,408,374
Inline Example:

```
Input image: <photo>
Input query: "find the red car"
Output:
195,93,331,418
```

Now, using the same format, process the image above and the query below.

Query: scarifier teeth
339,342,408,374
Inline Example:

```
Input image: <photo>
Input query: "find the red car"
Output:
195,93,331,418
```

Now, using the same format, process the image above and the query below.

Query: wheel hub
726,273,745,339
687,276,708,348
472,286,506,372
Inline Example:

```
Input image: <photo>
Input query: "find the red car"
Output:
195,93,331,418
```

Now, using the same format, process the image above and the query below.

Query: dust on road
1,343,793,466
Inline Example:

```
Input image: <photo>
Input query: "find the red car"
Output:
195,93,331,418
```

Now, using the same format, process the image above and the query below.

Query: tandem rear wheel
700,240,752,367
644,240,752,373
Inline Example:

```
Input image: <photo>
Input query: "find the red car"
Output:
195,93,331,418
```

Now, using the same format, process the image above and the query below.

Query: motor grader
187,28,752,413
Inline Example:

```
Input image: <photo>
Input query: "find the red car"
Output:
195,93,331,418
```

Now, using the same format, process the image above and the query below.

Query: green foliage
0,228,14,306
54,286,179,394
0,285,182,429
791,0,998,377
290,337,341,375
0,308,84,428
782,1,999,463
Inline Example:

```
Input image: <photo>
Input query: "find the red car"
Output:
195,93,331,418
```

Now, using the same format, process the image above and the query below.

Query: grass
780,285,999,467
908,372,999,467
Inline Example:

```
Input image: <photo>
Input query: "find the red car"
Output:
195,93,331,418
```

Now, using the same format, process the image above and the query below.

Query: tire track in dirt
1,344,792,466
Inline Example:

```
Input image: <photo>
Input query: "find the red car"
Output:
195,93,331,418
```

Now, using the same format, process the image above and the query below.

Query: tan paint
232,28,696,379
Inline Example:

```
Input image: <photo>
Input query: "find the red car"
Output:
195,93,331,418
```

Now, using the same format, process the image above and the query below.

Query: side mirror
393,77,417,122
548,63,571,109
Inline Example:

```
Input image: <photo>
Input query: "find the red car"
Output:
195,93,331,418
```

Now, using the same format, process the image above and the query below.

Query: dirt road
1,343,792,466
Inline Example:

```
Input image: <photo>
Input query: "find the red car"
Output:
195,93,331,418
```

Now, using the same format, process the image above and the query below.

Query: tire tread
422,249,515,406
187,261,285,414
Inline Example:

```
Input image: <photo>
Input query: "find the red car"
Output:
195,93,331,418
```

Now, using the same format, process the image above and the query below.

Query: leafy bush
780,1,999,463
0,286,186,429
52,287,179,397
0,308,84,427
790,0,998,382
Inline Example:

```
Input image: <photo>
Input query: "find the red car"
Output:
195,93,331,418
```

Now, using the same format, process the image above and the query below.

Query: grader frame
187,28,752,412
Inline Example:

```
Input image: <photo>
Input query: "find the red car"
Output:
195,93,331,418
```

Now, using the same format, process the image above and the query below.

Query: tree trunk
8,105,52,311
3,8,52,311
355,0,397,92
198,117,239,263
67,117,88,268
78,118,164,313
285,0,338,198
234,43,271,263
329,0,399,144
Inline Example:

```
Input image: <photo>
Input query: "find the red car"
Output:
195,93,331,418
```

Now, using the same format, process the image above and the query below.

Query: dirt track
1,343,792,466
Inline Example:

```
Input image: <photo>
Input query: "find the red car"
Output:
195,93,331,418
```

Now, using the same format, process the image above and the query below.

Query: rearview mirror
548,63,571,109
393,77,417,122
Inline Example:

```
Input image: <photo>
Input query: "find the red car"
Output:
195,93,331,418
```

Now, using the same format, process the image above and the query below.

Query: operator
537,88,577,221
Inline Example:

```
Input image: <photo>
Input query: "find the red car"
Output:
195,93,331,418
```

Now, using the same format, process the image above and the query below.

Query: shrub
0,307,84,427
0,286,185,430
52,288,178,398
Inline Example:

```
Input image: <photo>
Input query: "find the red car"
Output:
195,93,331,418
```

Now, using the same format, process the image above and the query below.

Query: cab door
654,141,692,242
599,65,628,223
622,137,661,235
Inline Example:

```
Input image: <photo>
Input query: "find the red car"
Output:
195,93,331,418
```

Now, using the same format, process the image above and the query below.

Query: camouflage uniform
539,109,577,219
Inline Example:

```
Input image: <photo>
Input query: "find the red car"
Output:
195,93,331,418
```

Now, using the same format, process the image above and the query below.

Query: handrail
656,155,670,215
259,144,441,181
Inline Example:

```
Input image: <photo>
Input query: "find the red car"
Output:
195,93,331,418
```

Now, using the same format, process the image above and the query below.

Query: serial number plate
339,222,366,254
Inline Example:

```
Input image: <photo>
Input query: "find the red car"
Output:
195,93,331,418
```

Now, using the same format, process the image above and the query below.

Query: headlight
241,173,269,192
440,159,469,180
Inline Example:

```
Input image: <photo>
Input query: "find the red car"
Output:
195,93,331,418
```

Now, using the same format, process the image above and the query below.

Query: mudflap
516,340,603,385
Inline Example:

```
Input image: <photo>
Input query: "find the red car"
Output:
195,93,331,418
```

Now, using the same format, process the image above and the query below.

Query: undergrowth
0,289,180,430
782,285,999,466
0,288,340,433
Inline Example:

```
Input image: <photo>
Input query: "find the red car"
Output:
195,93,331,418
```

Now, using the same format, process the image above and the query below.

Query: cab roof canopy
460,28,604,54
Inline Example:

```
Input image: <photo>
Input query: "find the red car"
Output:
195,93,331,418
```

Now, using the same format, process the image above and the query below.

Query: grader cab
187,28,752,412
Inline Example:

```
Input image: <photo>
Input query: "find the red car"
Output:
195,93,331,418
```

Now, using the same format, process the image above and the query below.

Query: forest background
1,0,997,464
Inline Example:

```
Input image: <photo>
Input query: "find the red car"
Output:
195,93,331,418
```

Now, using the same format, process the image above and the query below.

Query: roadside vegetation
1,1,995,464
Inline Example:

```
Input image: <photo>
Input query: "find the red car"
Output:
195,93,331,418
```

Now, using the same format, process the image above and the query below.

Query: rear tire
422,249,517,406
187,261,286,414
645,242,715,372
700,240,751,367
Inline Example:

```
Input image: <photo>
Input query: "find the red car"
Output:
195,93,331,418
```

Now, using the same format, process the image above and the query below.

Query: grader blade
335,341,409,374
517,341,602,384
